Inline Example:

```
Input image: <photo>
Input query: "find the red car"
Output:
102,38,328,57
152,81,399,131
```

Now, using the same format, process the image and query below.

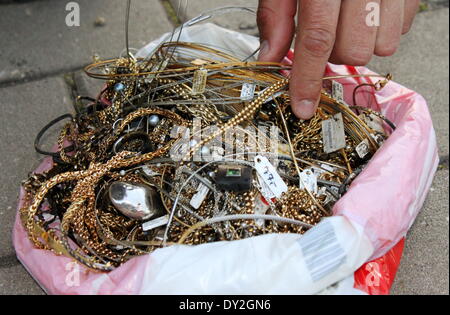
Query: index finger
290,0,341,119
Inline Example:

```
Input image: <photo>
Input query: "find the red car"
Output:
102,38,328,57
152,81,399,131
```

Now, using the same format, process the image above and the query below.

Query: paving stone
0,76,73,258
368,8,449,156
0,264,45,295
0,0,173,85
0,75,75,294
391,169,449,295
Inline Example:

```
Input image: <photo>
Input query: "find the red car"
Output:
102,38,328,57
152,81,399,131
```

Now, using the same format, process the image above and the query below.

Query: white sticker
142,215,169,232
254,155,288,198
322,113,346,153
355,138,370,159
240,83,256,101
191,69,208,95
189,182,210,209
299,168,318,194
332,80,346,105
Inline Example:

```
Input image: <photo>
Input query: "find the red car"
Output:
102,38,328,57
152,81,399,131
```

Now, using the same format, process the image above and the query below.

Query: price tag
189,182,210,209
299,168,318,194
355,138,370,158
322,113,346,153
360,113,385,134
142,215,169,232
332,80,347,105
257,173,276,200
191,69,208,95
240,83,256,101
254,155,288,198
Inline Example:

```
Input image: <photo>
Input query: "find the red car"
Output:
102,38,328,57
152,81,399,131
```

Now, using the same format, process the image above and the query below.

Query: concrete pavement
0,0,448,295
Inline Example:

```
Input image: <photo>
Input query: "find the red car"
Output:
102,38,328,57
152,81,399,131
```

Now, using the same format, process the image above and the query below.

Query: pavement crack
0,65,83,89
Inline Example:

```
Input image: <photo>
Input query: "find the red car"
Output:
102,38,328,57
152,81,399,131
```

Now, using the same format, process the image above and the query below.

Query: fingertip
291,98,318,120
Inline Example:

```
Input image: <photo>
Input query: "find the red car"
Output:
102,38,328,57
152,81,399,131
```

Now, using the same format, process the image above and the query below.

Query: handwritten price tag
254,155,287,198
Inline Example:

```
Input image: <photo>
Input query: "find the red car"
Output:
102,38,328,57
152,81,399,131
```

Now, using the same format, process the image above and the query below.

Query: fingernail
292,99,316,120
258,40,269,60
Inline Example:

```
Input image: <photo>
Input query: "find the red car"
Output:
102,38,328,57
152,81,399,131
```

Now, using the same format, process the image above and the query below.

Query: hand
257,0,420,119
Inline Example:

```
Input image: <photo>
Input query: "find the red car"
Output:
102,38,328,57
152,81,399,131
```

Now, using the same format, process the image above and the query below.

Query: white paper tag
189,182,210,209
360,113,385,134
240,83,256,101
257,173,276,200
142,215,169,232
332,80,346,105
254,155,288,198
355,138,370,158
299,169,318,194
322,113,346,153
191,69,208,95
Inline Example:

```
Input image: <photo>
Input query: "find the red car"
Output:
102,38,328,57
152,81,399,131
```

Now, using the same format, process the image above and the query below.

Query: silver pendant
109,181,163,221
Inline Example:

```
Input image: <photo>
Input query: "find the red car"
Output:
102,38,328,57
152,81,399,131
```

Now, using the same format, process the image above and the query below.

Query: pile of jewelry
20,40,394,271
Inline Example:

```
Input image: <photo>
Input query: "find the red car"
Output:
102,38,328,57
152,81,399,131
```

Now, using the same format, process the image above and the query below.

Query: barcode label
299,220,346,282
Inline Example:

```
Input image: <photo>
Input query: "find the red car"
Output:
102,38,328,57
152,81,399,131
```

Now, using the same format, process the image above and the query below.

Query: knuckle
301,27,335,57
339,49,372,66
375,44,397,57
256,5,275,26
